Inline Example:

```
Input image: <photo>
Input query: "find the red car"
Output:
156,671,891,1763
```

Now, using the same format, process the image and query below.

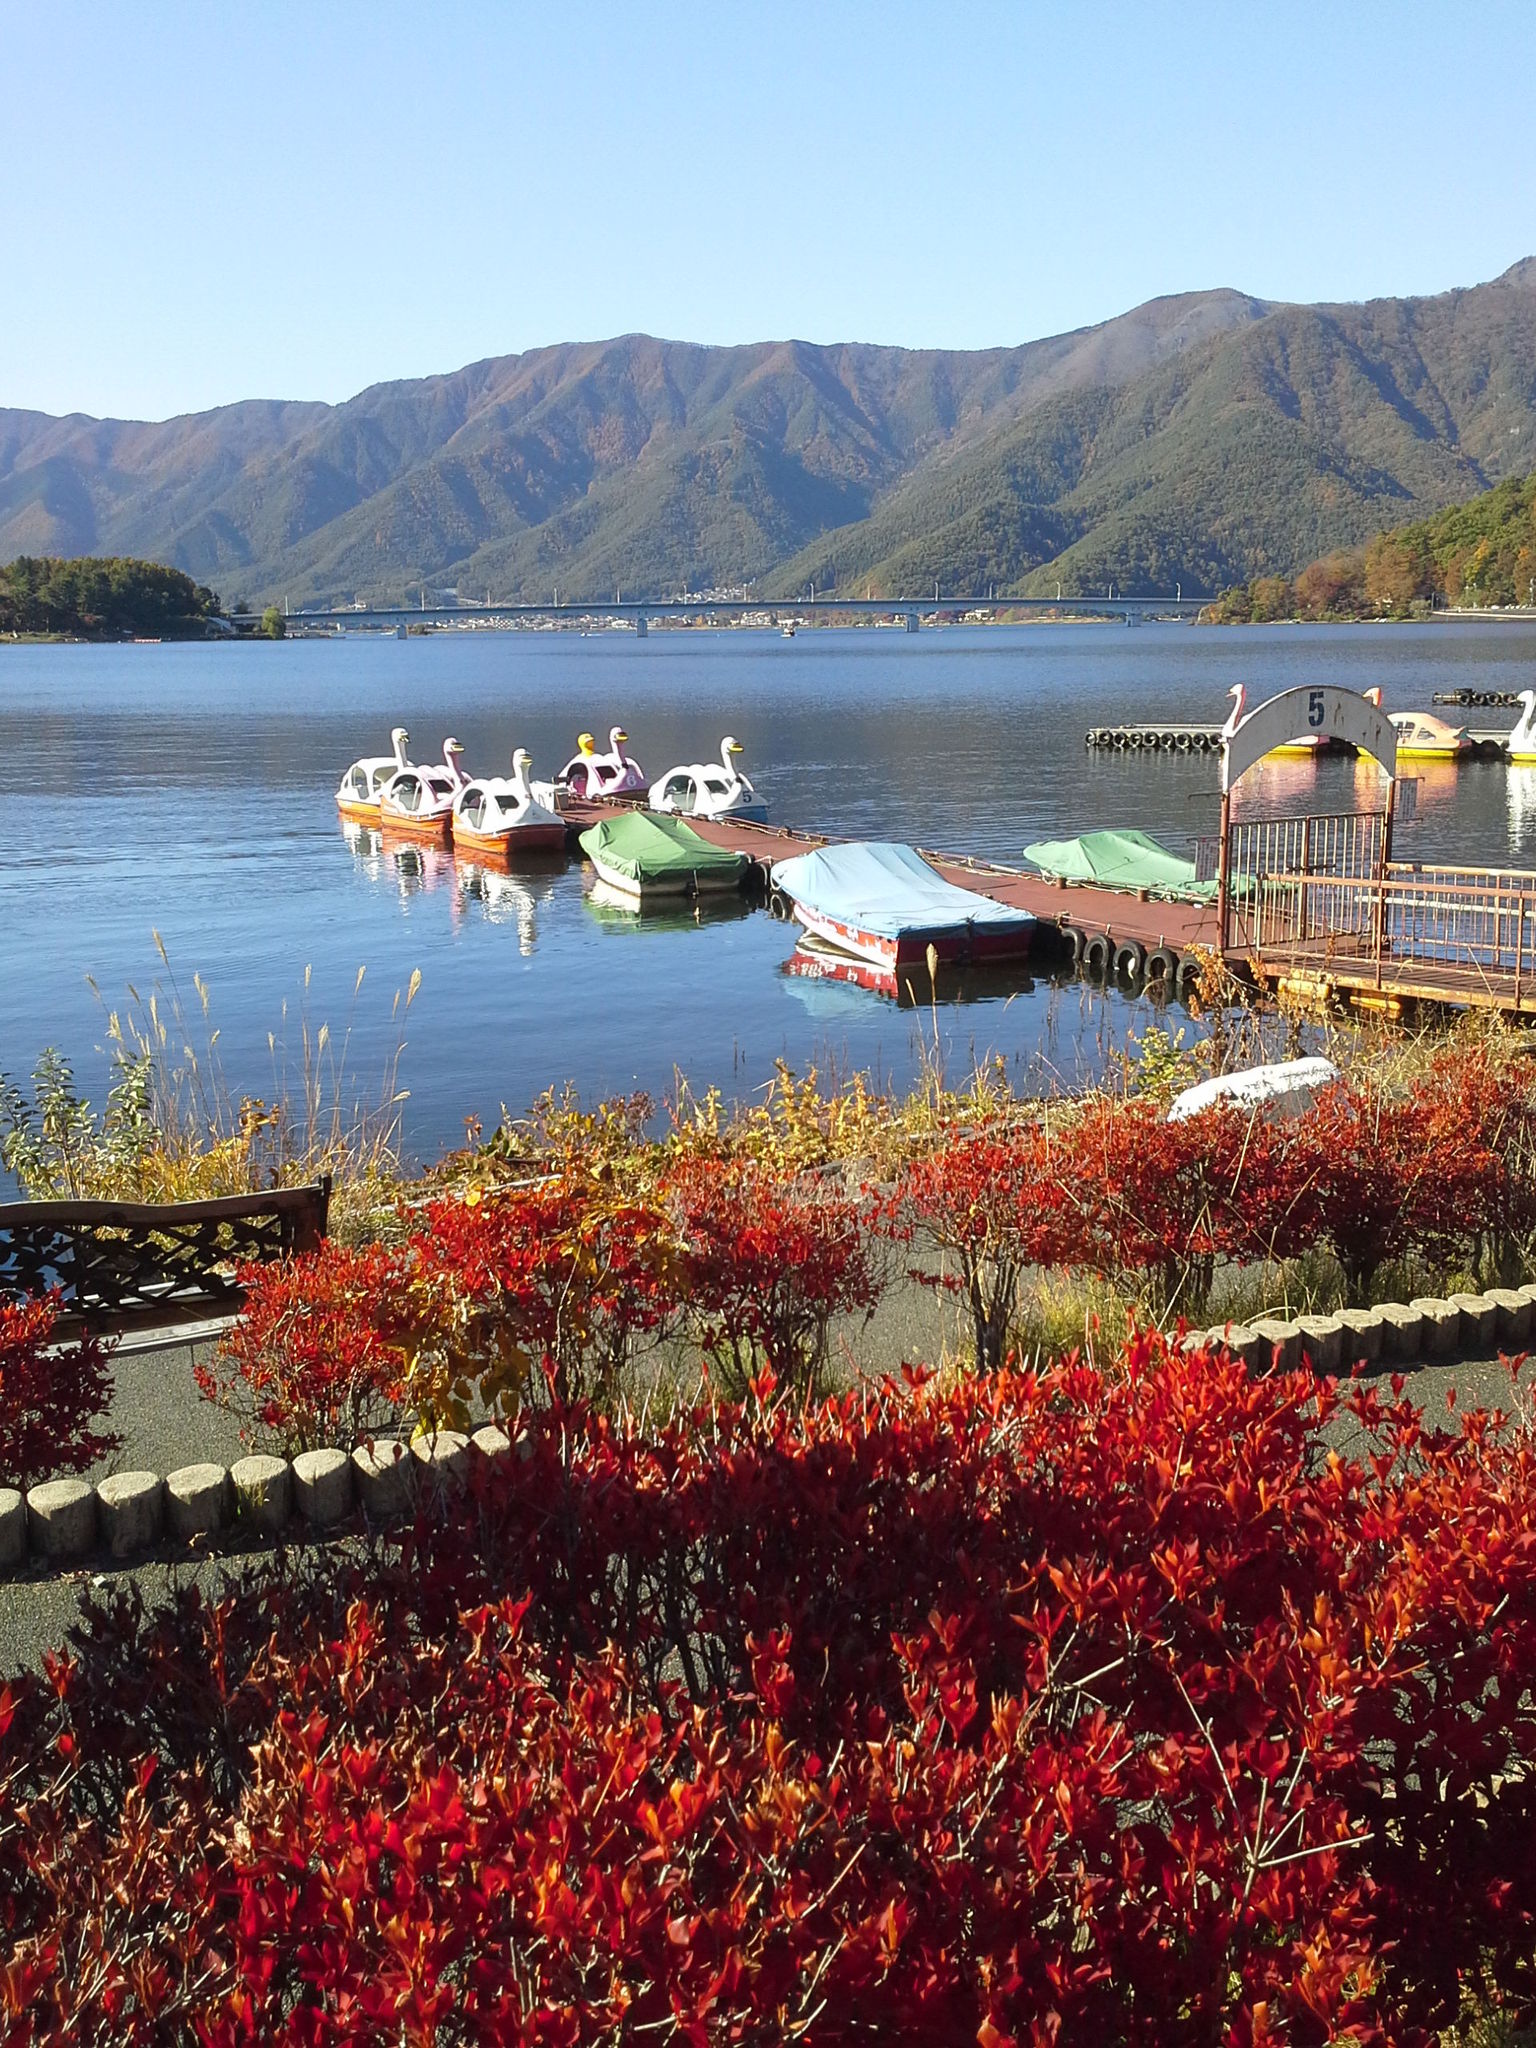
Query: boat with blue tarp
769,841,1035,971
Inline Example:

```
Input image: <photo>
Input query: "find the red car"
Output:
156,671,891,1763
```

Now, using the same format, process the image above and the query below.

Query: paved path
2,1298,1528,1676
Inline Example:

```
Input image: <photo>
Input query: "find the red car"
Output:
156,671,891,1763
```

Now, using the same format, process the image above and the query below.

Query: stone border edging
0,1425,515,1579
1187,1281,1536,1375
7,1280,1536,1581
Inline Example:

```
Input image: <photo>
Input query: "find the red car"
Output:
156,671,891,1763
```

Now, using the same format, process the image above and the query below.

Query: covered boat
578,811,748,899
1024,828,1214,901
769,841,1035,970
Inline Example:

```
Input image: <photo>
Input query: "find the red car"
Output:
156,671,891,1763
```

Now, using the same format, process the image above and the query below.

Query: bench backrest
0,1179,330,1331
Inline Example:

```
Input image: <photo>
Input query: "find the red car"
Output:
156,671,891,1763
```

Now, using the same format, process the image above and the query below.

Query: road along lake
3,620,1535,1169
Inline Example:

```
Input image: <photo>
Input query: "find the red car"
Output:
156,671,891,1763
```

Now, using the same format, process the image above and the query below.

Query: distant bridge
235,594,1209,636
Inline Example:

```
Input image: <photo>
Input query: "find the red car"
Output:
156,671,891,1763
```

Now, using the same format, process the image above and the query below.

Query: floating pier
561,795,1213,996
1085,722,1223,752
1434,689,1522,708
1087,718,1510,758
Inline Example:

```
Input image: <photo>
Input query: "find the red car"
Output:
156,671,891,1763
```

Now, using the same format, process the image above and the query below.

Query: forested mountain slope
2,261,1533,605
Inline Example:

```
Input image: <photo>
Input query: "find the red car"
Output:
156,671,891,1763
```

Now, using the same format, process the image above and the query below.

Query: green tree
260,606,286,639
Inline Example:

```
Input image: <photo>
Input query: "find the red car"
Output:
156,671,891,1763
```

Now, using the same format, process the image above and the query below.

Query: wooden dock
561,796,1216,994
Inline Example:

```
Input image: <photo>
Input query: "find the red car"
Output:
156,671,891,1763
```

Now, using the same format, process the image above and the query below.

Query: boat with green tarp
1023,828,1214,901
578,811,748,899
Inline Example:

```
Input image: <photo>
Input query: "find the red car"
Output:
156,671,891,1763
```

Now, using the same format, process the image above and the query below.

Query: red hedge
5,1329,1536,2042
0,1290,116,1490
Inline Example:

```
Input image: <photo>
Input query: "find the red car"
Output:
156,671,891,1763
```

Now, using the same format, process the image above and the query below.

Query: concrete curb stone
165,1463,232,1541
411,1430,471,1497
0,1487,26,1570
1483,1287,1533,1344
1295,1315,1344,1373
291,1447,352,1526
231,1454,292,1535
26,1478,97,1562
1412,1298,1462,1360
353,1440,411,1519
1451,1294,1498,1351
96,1471,164,1559
1374,1301,1425,1359
1336,1307,1383,1365
1250,1319,1301,1371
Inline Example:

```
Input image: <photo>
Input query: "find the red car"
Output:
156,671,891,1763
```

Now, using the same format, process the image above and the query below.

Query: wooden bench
0,1179,330,1335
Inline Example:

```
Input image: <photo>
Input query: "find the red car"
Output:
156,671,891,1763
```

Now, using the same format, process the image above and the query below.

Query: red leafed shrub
0,1290,117,1488
416,1177,679,1405
195,1240,407,1450
663,1156,882,1395
896,1118,1076,1365
5,1330,1536,2042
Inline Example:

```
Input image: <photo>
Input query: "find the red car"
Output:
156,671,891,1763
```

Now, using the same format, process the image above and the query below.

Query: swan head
391,725,410,763
1220,683,1247,741
611,727,629,748
722,735,743,756
1363,686,1383,708
511,747,533,775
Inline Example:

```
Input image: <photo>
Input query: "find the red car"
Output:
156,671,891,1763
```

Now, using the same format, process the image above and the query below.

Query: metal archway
1221,684,1397,791
1217,685,1399,944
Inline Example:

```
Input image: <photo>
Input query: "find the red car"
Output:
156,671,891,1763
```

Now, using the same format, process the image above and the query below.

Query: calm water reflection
2,622,1533,1165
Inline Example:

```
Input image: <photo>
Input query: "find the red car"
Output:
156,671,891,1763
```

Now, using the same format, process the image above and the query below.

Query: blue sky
7,0,1534,421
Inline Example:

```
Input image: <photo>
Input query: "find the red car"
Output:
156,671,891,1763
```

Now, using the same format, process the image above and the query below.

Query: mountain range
3,259,1535,607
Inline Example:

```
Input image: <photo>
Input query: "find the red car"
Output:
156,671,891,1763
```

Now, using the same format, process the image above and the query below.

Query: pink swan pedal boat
378,737,467,841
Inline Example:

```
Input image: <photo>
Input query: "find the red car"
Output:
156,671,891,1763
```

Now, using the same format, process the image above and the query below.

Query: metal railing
1243,863,1536,1002
1222,811,1387,954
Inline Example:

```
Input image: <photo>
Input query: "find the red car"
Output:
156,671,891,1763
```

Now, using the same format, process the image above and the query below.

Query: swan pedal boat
1388,710,1473,761
379,738,467,840
1507,690,1536,764
578,811,748,900
532,726,646,808
649,736,767,823
451,749,567,858
770,841,1036,971
336,727,410,824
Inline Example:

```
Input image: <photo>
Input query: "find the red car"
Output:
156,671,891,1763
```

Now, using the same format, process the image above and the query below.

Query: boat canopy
1023,828,1213,900
770,842,1031,939
578,811,747,886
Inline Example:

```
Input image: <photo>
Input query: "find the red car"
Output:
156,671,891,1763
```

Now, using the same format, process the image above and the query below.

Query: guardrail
1238,862,1536,1005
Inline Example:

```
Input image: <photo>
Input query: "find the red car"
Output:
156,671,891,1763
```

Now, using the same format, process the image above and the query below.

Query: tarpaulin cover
1023,828,1213,900
770,841,1034,940
579,811,746,885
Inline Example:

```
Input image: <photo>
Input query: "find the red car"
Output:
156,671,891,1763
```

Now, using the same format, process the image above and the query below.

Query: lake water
3,621,1535,1169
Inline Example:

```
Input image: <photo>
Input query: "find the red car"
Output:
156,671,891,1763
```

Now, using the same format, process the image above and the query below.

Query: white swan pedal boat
378,737,467,840
451,749,567,858
336,727,410,824
770,841,1036,971
649,736,767,822
578,811,748,900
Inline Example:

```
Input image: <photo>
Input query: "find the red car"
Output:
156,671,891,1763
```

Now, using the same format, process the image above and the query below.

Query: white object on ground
1167,1056,1341,1124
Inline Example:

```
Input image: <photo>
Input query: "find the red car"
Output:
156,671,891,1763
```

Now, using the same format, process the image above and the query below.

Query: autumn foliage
0,1289,116,1489
5,1330,1536,2042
